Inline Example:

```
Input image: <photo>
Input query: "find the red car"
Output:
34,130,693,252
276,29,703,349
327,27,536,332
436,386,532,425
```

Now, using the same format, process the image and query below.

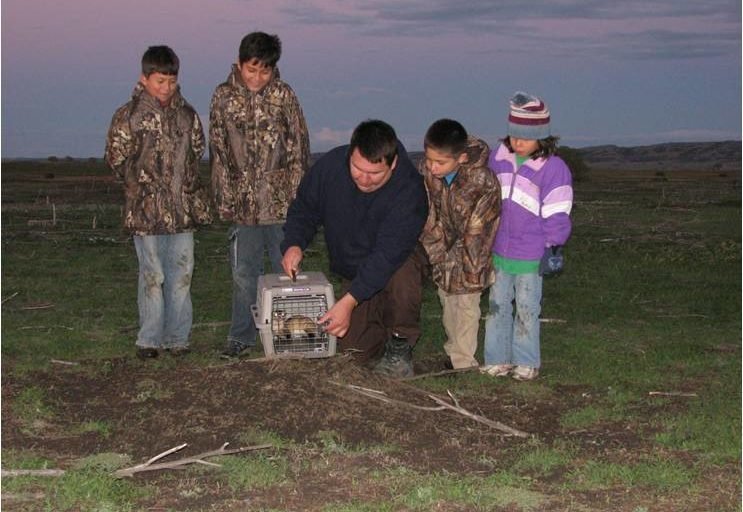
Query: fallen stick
113,442,272,478
1,292,19,305
648,391,698,397
394,379,531,438
426,389,525,436
426,392,530,438
333,381,529,437
332,382,445,411
50,359,80,366
20,303,55,311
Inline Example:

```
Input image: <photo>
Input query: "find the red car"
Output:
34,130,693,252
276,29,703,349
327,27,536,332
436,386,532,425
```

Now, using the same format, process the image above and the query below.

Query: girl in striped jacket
481,92,573,381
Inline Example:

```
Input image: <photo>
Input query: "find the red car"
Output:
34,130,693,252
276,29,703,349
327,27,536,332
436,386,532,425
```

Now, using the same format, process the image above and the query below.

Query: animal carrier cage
251,272,337,358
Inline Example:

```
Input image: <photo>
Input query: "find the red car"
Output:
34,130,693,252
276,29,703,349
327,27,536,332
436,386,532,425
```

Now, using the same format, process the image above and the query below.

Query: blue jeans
483,269,543,368
133,233,194,349
228,224,284,346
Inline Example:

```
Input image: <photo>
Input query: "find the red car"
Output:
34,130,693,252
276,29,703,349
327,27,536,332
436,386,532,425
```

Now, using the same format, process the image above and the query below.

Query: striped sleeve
541,157,573,246
542,184,573,218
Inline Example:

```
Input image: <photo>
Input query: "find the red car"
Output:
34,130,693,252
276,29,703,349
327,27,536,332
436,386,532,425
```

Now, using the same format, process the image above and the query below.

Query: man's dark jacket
281,143,428,302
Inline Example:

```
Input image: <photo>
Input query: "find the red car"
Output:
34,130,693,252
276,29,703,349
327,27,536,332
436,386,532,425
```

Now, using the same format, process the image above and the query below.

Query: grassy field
1,159,740,511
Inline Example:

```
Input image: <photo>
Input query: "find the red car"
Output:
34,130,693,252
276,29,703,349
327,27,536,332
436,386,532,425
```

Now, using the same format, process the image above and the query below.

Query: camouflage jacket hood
104,83,211,236
419,137,501,293
209,65,310,225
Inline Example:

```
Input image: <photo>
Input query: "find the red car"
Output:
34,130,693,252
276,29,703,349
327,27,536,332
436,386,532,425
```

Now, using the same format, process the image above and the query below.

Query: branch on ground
3,443,273,480
332,381,529,438
114,442,272,478
648,391,698,397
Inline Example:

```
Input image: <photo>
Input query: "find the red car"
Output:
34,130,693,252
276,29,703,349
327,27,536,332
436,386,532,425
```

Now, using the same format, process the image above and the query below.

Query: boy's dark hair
424,119,468,156
503,135,560,159
239,32,282,67
141,46,179,77
349,120,398,167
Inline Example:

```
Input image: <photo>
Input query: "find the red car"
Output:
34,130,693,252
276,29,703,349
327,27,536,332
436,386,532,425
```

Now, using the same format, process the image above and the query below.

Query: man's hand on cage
281,246,304,279
319,293,357,338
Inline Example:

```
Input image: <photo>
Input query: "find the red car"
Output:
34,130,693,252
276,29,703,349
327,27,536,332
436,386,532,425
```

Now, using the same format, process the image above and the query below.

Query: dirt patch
5,351,731,511
5,356,543,472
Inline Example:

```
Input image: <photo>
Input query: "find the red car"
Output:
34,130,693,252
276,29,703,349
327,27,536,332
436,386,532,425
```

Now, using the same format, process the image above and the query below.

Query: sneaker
136,347,159,360
511,365,539,381
479,364,513,377
167,346,191,357
373,334,414,378
221,340,251,359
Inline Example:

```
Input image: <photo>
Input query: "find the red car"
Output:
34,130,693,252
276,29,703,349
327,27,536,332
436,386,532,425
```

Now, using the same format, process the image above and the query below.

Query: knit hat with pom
508,91,551,140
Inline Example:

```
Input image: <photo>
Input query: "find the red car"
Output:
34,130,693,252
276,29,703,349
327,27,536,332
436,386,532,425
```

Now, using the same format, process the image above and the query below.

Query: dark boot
373,333,414,378
220,339,250,359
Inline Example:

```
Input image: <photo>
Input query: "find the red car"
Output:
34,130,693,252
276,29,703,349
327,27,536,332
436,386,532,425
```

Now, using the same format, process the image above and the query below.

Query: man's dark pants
339,244,428,362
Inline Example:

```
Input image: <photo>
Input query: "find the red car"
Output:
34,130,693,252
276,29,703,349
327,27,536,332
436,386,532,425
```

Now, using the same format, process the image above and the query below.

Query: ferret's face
285,316,318,333
275,314,318,338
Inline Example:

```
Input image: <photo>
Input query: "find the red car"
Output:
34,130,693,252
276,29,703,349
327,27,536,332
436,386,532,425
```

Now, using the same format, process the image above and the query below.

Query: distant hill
374,141,740,172
575,140,741,171
7,141,740,173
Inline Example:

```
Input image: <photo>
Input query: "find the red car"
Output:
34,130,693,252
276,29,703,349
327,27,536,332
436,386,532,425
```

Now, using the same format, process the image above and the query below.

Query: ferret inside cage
252,272,337,358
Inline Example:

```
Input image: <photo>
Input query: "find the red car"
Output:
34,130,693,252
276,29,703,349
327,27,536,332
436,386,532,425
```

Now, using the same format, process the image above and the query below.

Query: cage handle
278,273,309,281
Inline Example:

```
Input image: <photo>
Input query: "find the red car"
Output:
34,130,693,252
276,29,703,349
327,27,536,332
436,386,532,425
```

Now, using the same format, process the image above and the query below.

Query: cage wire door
252,272,337,358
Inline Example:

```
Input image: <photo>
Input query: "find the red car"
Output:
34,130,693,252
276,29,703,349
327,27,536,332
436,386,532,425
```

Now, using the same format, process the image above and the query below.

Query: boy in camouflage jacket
105,46,211,360
209,32,310,357
419,119,501,369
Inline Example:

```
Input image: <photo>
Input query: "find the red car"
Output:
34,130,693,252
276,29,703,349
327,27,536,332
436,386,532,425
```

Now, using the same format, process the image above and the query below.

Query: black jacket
281,143,428,302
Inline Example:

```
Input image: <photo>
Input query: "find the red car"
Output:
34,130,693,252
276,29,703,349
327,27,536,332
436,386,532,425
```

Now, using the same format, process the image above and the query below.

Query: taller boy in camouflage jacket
419,119,501,369
210,32,310,358
105,45,211,360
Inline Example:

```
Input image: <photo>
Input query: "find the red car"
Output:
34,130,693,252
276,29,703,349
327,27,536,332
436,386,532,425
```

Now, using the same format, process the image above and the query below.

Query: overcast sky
2,0,741,158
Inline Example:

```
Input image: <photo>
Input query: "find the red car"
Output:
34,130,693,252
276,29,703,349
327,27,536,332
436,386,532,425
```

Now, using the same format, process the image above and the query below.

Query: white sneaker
480,364,514,377
511,366,539,381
